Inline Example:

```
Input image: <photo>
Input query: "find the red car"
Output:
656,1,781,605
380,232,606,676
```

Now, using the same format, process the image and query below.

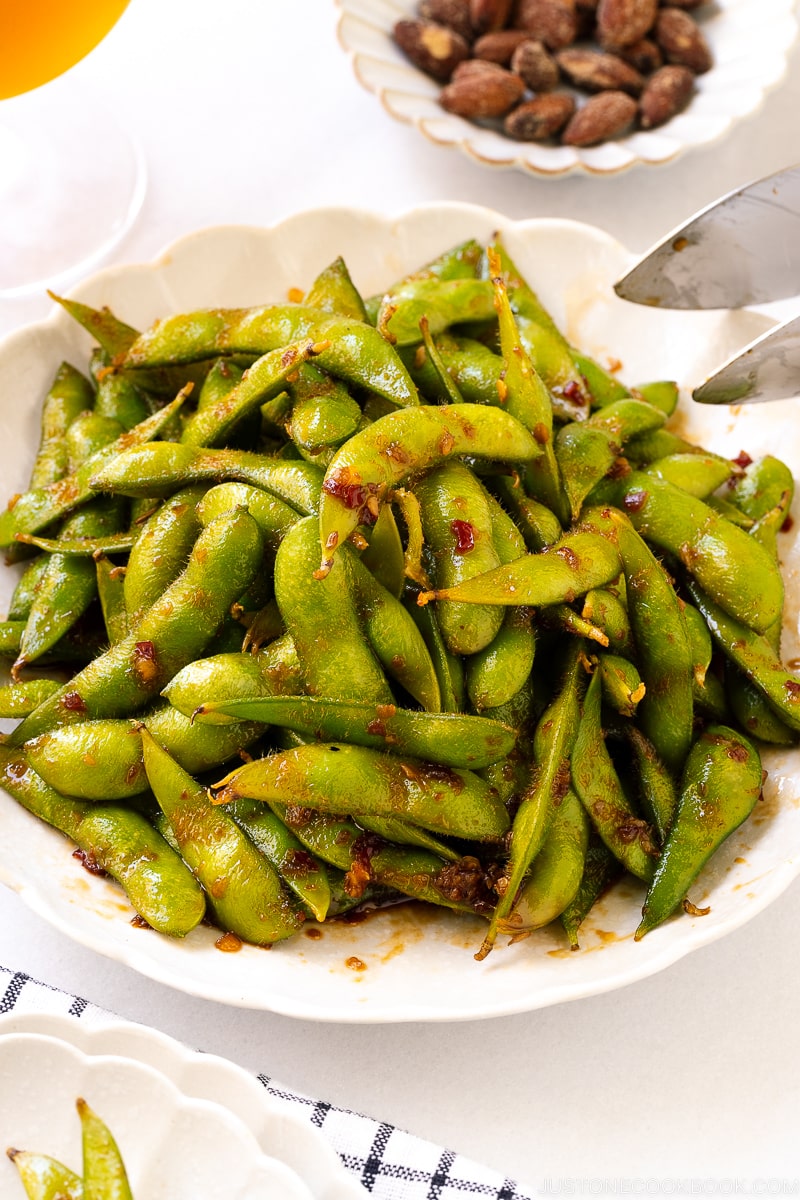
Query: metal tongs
613,163,800,405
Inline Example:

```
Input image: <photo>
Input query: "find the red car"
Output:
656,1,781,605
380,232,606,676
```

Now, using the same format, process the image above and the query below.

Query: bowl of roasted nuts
335,0,798,175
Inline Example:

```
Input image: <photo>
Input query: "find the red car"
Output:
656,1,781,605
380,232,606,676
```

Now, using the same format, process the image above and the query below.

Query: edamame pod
213,743,510,841
502,791,589,936
0,743,206,936
78,1097,133,1200
194,697,514,768
29,362,95,490
8,508,264,744
142,729,303,944
6,1148,83,1199
227,797,331,921
636,725,762,938
317,403,540,575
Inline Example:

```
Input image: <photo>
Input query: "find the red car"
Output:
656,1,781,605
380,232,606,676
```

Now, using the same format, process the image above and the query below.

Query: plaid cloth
0,964,529,1200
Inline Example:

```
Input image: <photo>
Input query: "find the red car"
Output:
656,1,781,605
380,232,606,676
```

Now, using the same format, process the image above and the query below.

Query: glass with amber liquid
0,1,145,297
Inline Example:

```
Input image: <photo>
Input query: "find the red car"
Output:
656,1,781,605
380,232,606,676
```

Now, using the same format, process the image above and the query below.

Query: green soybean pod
194,696,514,769
0,743,206,936
317,403,540,576
636,725,762,938
622,725,678,843
164,651,285,724
78,1098,133,1200
354,813,462,862
214,742,510,842
274,515,392,704
8,508,264,746
305,255,369,321
642,452,732,498
7,555,50,621
196,356,246,411
0,679,61,718
407,599,465,713
6,1148,83,1200
597,653,645,718
414,461,504,656
195,481,299,547
581,587,635,659
96,557,130,644
504,791,590,936
142,729,303,944
359,502,405,598
124,485,206,624
476,640,585,961
571,668,657,883
29,361,95,490
560,837,623,950
227,797,332,922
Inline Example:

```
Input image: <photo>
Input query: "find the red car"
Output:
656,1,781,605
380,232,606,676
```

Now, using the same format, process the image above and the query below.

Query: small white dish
0,1031,315,1200
335,0,798,176
1,204,799,1021
0,1012,361,1200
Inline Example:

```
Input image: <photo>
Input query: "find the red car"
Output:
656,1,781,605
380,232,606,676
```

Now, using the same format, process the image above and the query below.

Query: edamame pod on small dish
78,1097,133,1200
6,1147,83,1200
28,361,95,491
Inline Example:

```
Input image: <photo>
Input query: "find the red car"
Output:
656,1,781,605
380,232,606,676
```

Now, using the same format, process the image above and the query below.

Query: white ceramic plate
0,1033,314,1199
0,1012,361,1200
335,0,798,176
1,204,800,1022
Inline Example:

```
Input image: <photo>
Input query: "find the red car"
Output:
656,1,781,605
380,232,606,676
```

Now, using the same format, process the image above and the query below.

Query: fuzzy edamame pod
597,653,645,718
414,461,504,656
123,485,206,624
407,599,465,713
583,506,694,775
28,361,95,490
0,393,186,550
621,725,678,843
227,797,331,922
0,679,61,718
121,304,419,407
163,647,300,724
560,836,623,949
377,278,496,346
642,452,732,498
6,1147,83,1199
555,398,666,521
417,528,622,609
7,555,50,621
477,640,585,960
359,502,406,597
78,1097,133,1200
347,550,441,711
581,587,635,659
571,669,658,882
274,515,392,705
305,255,369,321
213,742,510,842
317,403,541,575
503,790,590,937
0,742,206,936
90,442,322,516
8,508,264,745
590,470,783,635
193,696,514,769
142,729,303,944
636,725,762,938
686,582,800,734
180,338,322,448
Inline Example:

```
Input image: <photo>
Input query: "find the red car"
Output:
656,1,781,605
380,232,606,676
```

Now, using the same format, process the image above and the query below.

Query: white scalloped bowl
1,204,800,1022
0,1032,315,1199
335,0,798,176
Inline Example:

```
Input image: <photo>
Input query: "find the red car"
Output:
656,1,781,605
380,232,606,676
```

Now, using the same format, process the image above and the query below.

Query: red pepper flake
367,718,387,737
782,514,794,533
784,679,800,699
61,692,88,714
623,488,648,513
732,450,753,469
130,914,151,929
322,471,381,524
451,519,475,554
73,848,107,877
562,379,585,405
132,640,159,687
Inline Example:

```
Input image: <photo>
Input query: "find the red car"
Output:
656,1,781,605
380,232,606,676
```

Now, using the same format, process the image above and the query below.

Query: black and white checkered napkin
0,964,529,1200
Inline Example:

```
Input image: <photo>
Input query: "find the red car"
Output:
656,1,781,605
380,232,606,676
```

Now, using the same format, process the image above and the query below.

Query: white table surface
2,1,800,1194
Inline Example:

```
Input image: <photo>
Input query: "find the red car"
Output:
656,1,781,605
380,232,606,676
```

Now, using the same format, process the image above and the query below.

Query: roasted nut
638,63,694,126
511,39,560,89
474,29,532,63
556,47,644,93
562,90,637,143
440,64,526,115
619,37,662,73
393,19,471,81
419,0,475,42
596,0,657,48
452,56,513,78
470,0,514,33
513,0,579,49
655,8,712,73
504,92,576,138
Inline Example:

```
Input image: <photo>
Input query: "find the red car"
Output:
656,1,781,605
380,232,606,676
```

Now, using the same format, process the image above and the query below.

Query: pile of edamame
0,235,794,958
